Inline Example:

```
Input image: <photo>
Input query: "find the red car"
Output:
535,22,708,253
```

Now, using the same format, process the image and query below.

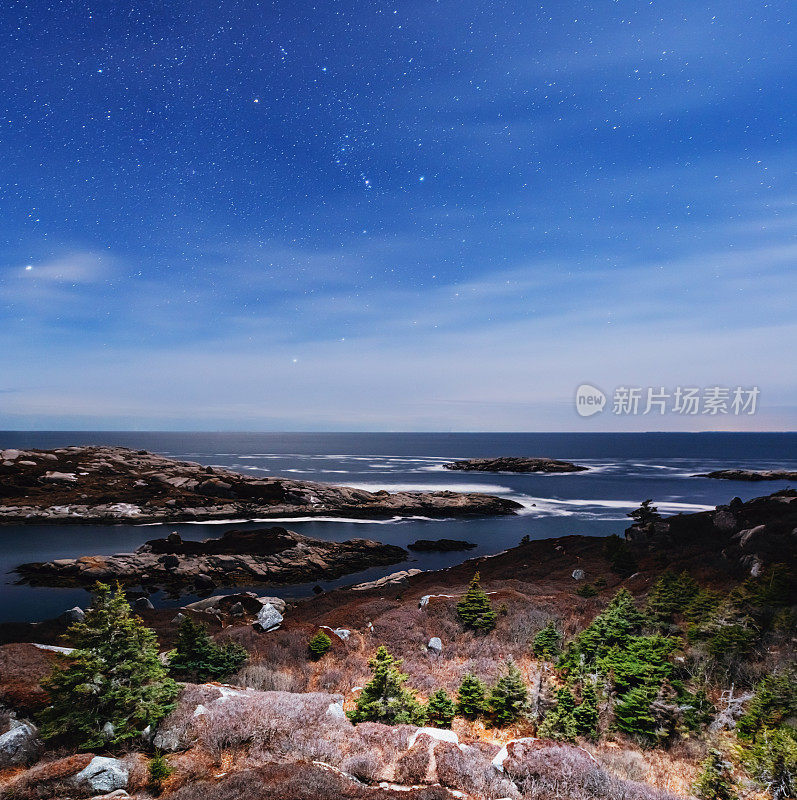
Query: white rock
325,699,347,720
73,756,129,794
491,737,538,771
255,596,287,614
427,637,443,654
1,449,20,460
408,727,459,748
572,569,586,581
254,603,283,632
0,723,39,768
32,643,75,655
419,593,456,608
43,471,77,483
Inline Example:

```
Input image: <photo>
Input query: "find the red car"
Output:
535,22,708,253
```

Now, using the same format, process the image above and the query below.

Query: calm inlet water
0,432,794,622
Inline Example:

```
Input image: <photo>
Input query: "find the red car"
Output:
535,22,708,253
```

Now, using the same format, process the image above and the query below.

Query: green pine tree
488,660,528,726
308,630,332,660
742,727,797,800
347,646,426,725
532,621,562,661
456,673,487,719
646,571,699,624
456,572,497,633
169,616,248,681
573,682,600,738
613,686,658,740
426,688,456,728
627,499,661,526
148,752,173,794
40,583,179,749
538,687,578,742
737,669,797,741
693,749,738,800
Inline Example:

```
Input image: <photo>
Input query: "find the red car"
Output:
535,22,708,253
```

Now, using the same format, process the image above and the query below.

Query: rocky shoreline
0,446,522,524
16,527,409,589
695,468,797,481
444,456,588,473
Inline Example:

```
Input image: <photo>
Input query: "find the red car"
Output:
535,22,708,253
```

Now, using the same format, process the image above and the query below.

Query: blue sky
0,0,794,430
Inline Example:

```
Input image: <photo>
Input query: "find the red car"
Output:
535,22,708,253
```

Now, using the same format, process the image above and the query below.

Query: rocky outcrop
695,469,797,481
0,446,522,524
17,527,409,589
0,721,40,768
350,568,423,591
625,489,797,576
72,755,129,794
444,456,587,473
407,538,476,551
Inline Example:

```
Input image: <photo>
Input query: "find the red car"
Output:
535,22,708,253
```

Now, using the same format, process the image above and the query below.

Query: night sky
1,0,794,430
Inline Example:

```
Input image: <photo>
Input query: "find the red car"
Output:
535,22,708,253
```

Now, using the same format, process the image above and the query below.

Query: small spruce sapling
488,660,528,726
169,616,248,681
308,630,332,660
456,673,487,718
456,572,497,633
426,688,456,728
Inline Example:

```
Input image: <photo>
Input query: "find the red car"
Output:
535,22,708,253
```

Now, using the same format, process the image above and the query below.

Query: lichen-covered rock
254,602,283,632
72,756,129,794
0,722,40,768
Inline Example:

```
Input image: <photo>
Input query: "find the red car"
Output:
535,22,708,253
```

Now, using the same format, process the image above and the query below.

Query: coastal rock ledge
695,469,797,482
444,456,587,473
0,446,522,524
17,527,409,588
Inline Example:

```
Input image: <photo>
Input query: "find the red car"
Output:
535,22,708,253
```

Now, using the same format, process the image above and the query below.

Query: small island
407,538,477,551
16,527,408,588
444,456,588,474
0,445,522,524
695,469,797,482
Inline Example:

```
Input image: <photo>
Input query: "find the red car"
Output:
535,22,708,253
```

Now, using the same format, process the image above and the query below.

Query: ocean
0,431,794,623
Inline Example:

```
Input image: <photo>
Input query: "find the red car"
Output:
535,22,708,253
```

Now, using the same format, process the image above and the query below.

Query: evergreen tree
148,753,173,794
456,673,487,719
308,630,332,660
627,499,661,526
573,682,600,738
348,646,426,725
426,688,456,728
538,687,578,742
737,669,797,741
456,572,497,633
532,621,562,661
613,686,658,740
488,660,528,726
646,571,699,624
693,750,737,800
40,583,179,749
559,589,647,674
169,616,248,681
742,728,797,800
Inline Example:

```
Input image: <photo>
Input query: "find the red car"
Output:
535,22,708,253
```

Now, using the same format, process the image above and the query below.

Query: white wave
338,481,516,494
512,495,714,517
139,514,444,526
